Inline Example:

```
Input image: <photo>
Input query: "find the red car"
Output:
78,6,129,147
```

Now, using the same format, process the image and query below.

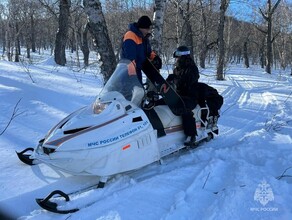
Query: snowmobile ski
36,190,78,214
16,139,45,165
16,147,35,165
35,180,107,214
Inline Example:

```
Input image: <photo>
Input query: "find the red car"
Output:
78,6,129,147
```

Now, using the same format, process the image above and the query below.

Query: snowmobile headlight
92,102,111,114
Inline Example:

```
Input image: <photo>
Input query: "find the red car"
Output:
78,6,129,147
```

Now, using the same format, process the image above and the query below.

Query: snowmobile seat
153,105,182,128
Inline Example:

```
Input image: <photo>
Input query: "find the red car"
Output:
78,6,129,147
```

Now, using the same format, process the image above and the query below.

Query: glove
166,74,175,82
151,55,162,70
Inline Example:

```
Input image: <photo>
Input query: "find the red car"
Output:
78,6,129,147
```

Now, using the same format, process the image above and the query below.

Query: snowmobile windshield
97,59,143,102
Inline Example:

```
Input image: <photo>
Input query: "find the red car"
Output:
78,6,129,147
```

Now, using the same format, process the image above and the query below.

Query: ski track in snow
0,59,292,219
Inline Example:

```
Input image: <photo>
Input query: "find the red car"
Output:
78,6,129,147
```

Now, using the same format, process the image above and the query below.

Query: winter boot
207,116,213,129
184,136,196,147
213,116,218,126
212,116,219,134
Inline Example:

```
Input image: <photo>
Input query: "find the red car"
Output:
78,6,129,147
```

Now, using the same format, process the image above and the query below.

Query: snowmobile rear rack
36,190,79,214
16,148,35,165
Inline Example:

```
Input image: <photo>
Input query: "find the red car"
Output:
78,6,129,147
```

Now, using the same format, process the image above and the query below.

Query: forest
0,0,291,80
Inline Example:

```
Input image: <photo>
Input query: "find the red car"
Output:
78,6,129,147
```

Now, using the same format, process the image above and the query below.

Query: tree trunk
30,14,36,53
152,0,166,55
26,43,31,59
243,40,249,68
74,29,80,67
180,17,193,57
5,28,12,61
266,15,272,74
81,23,90,67
259,38,265,68
180,1,194,57
2,40,5,56
259,0,282,74
54,0,71,66
171,0,194,57
15,23,20,62
83,0,116,83
199,0,208,69
14,47,19,62
216,0,229,80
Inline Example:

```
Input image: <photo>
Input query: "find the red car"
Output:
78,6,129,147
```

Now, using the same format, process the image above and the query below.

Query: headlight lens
92,101,111,114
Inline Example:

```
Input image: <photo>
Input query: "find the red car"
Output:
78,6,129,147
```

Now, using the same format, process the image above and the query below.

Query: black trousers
154,96,197,136
181,97,197,137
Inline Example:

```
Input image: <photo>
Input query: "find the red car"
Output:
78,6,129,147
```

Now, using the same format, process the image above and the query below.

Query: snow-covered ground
0,53,291,220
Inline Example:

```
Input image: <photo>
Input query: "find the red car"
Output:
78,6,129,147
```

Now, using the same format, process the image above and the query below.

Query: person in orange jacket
121,15,161,85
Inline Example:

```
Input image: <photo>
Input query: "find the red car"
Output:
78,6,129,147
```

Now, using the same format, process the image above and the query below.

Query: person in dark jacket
167,46,200,146
120,15,161,85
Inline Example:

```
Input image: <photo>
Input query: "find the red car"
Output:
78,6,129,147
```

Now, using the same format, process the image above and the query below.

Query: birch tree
83,0,116,83
0,4,5,55
81,23,90,66
171,0,194,57
152,0,166,55
273,1,291,70
216,0,229,80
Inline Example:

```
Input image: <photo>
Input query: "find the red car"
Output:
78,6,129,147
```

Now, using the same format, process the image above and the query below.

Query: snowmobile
16,59,219,213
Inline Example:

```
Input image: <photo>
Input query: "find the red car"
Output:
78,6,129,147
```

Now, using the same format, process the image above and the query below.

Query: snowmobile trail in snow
219,74,275,142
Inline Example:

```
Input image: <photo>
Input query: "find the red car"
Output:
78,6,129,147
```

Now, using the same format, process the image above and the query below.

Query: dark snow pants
181,97,197,137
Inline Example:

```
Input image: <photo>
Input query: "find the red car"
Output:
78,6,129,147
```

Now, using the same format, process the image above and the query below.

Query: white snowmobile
16,59,218,213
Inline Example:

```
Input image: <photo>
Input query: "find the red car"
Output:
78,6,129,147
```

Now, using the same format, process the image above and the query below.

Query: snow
0,53,292,220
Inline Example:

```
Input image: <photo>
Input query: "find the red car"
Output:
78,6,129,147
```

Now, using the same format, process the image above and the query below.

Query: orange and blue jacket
120,23,152,84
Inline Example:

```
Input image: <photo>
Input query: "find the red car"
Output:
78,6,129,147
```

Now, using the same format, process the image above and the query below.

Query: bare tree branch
259,8,268,21
276,166,292,180
254,25,267,35
271,0,282,15
271,31,281,43
0,98,25,136
38,0,59,20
